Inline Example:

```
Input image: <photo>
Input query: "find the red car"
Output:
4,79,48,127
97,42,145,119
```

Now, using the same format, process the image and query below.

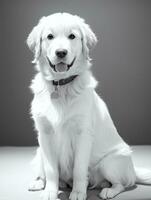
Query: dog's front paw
69,191,86,200
28,177,45,191
41,189,58,200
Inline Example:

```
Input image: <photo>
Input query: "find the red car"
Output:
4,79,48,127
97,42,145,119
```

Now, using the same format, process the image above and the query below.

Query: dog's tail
135,167,151,185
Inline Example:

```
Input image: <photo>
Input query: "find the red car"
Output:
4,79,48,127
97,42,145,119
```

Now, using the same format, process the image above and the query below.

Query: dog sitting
27,13,151,200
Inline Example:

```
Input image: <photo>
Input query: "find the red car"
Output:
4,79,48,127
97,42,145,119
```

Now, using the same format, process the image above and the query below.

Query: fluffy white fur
27,13,151,200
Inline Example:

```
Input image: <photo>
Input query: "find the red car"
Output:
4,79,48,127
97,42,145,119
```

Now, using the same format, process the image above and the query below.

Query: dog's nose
55,49,68,58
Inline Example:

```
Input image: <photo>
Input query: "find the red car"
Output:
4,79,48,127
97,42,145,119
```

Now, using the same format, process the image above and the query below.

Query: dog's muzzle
47,57,76,72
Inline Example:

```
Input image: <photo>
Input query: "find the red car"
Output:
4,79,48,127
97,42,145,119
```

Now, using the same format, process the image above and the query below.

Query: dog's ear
80,20,97,59
27,16,46,63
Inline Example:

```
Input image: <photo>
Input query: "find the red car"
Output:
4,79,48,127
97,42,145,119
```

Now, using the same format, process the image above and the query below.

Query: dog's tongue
55,63,68,72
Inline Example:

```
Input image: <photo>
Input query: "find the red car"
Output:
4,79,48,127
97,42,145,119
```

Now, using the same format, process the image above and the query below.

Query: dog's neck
50,70,97,99
30,70,98,101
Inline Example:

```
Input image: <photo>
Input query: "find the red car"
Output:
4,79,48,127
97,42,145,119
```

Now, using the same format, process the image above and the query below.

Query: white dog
27,13,151,200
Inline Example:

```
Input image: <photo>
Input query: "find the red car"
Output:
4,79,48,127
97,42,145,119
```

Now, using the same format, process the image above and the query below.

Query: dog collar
52,75,78,86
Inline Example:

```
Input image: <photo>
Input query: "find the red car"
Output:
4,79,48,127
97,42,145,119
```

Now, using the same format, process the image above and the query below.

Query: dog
27,13,151,200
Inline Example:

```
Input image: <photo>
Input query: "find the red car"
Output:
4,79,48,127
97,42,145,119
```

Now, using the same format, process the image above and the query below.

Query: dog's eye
68,34,76,40
47,34,54,40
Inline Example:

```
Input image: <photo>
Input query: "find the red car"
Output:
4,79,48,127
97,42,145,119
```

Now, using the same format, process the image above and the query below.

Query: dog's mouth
47,57,76,72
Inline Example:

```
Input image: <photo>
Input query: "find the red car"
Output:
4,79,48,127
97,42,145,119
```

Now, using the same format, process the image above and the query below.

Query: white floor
0,146,151,200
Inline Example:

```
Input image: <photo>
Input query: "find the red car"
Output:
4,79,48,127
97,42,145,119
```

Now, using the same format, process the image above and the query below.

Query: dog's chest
45,98,82,178
33,92,83,178
54,115,81,180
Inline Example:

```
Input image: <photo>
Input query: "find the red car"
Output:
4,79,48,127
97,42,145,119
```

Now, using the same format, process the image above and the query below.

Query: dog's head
27,13,97,80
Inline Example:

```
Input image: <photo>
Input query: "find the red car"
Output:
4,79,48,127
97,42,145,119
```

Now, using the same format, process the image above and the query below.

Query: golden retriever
27,13,151,200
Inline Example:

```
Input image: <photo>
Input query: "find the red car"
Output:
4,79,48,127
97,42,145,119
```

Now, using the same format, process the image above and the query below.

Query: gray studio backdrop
0,0,151,146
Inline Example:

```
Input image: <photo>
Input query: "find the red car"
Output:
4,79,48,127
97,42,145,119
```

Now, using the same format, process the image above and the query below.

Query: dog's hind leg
28,147,46,191
100,183,124,199
98,154,136,199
